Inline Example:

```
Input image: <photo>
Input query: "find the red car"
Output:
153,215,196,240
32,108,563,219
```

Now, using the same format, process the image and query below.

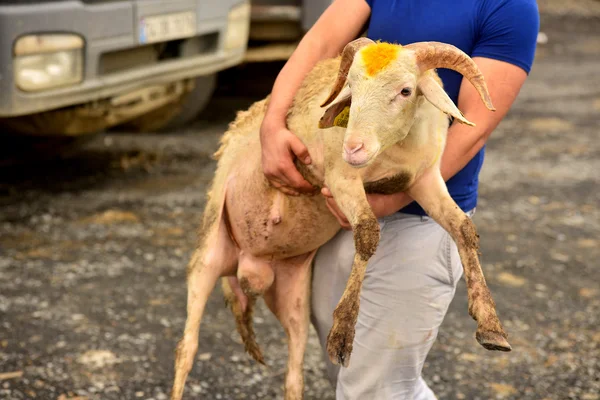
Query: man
259,0,539,398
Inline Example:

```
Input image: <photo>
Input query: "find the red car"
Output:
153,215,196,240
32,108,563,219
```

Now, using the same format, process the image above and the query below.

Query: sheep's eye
400,87,412,97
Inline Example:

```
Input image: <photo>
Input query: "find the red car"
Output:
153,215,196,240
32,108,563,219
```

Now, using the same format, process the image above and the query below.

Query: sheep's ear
417,75,475,126
319,96,352,129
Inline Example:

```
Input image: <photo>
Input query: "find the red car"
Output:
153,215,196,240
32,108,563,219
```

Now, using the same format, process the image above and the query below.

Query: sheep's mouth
346,158,370,168
343,148,379,168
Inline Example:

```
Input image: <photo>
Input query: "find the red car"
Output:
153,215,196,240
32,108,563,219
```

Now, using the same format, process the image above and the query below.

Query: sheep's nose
344,142,364,155
343,140,370,166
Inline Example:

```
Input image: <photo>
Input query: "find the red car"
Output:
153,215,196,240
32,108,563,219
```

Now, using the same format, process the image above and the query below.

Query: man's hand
321,187,352,229
321,187,413,230
260,120,317,196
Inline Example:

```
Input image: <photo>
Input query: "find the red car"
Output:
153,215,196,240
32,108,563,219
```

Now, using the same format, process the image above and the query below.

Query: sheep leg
324,177,380,367
222,276,265,364
263,251,316,400
171,202,239,400
326,253,370,368
223,252,275,364
407,168,511,352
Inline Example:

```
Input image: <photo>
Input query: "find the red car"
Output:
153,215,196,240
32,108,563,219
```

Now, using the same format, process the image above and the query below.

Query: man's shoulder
472,0,540,73
478,0,539,23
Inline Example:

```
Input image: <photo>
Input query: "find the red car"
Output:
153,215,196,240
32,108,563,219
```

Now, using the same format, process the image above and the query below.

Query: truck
0,0,251,137
245,0,330,63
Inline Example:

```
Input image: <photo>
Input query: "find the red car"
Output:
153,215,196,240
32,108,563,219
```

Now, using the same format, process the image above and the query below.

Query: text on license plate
139,11,196,44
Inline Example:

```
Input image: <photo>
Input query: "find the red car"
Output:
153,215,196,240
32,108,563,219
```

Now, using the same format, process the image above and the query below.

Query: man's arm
260,0,371,196
440,57,527,180
324,57,529,228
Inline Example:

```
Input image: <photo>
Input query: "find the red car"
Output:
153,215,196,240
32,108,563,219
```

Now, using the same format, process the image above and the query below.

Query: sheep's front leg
407,168,511,352
324,177,380,367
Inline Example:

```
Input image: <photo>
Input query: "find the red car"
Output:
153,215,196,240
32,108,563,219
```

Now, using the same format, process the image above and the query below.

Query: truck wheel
121,74,217,132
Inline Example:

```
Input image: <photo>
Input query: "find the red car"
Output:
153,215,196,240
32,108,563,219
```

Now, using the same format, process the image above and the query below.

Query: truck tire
120,74,217,132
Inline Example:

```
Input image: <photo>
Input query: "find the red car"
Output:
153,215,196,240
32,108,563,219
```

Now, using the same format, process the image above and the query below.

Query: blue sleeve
472,0,540,74
364,0,373,8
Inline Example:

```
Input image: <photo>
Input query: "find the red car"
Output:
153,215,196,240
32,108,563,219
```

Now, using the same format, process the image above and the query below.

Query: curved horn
404,42,496,111
320,37,375,108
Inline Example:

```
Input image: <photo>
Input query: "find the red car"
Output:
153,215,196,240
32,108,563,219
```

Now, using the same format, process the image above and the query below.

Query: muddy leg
223,252,275,364
408,169,511,352
171,217,239,400
326,253,370,367
264,252,316,400
222,277,264,364
323,177,380,367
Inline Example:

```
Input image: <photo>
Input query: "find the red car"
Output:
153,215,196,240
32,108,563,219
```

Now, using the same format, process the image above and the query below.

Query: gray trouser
310,210,472,400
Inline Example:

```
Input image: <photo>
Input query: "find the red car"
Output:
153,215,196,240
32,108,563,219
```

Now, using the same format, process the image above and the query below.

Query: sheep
170,38,511,400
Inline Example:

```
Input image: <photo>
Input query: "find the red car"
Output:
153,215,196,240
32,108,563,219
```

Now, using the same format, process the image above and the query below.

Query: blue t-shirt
363,0,539,215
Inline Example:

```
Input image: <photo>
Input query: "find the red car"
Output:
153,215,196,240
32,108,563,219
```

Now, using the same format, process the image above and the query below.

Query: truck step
251,5,301,22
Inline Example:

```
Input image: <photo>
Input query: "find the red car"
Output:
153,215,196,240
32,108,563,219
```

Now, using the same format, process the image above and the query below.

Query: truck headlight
14,34,84,92
224,1,250,50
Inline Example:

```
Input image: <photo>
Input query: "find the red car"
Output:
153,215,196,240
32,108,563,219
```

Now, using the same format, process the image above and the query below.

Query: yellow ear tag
333,106,350,128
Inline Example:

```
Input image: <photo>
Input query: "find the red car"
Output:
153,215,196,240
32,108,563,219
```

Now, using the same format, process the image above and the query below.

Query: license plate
139,11,196,44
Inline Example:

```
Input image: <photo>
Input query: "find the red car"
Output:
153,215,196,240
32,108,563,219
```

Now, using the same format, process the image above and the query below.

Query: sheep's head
319,38,496,167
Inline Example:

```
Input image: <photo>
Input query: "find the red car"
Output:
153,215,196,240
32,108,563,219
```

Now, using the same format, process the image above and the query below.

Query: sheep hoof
326,322,355,368
476,329,512,352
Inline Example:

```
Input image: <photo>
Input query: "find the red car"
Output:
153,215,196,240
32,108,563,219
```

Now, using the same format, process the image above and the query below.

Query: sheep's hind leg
264,251,316,400
407,169,511,352
223,252,275,364
171,201,239,400
222,277,264,363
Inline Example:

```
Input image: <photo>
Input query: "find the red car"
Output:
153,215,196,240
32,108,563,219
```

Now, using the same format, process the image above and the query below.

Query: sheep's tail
222,277,266,365
213,96,271,161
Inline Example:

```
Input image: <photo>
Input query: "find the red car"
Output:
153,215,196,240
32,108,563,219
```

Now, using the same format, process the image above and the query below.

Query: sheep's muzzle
342,134,380,167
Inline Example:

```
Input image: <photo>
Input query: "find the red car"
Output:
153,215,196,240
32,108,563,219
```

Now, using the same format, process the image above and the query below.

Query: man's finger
289,135,311,165
289,174,318,193
268,178,300,196
269,179,283,188
325,198,343,219
321,187,333,198
281,166,317,194
325,198,351,229
279,186,300,196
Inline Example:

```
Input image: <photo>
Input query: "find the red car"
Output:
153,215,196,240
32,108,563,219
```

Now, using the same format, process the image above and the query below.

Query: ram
170,38,511,400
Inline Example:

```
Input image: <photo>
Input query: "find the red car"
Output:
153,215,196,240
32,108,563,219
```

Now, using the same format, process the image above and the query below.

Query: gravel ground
1,11,599,400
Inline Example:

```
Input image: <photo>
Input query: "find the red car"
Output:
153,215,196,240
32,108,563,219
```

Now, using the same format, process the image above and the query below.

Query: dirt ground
1,11,599,400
